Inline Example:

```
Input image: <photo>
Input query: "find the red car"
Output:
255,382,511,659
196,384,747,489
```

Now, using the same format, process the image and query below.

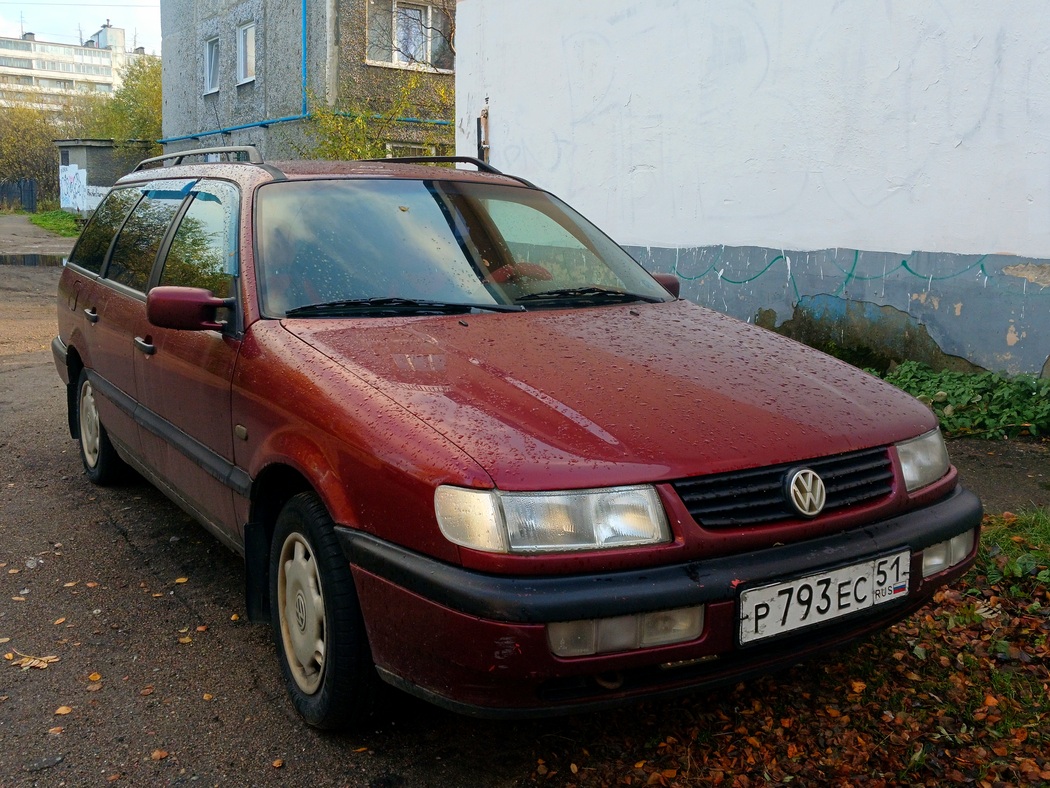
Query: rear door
132,180,244,544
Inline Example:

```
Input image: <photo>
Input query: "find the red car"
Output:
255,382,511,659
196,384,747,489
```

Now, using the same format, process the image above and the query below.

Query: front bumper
338,486,982,717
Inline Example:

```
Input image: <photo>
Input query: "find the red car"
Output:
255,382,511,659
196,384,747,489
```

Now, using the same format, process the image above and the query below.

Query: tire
76,369,126,485
269,492,377,729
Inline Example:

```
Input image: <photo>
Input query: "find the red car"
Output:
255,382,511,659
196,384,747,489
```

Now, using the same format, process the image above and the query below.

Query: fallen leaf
174,577,188,584
178,636,192,644
851,681,867,693
11,597,26,602
0,638,8,644
151,749,168,761
230,614,240,621
203,693,213,701
55,706,72,715
353,747,368,753
54,618,66,626
10,651,60,670
196,625,207,632
272,759,284,768
107,775,120,782
140,686,154,697
88,672,102,682
3,653,11,661
984,694,999,707
87,683,102,692
86,582,99,588
571,763,579,774
49,726,63,734
8,569,19,574
63,582,78,588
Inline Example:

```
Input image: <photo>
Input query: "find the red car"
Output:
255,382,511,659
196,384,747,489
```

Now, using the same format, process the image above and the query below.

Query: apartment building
0,24,145,114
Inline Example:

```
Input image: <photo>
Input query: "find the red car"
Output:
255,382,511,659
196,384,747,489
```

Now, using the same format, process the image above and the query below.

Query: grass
28,209,81,237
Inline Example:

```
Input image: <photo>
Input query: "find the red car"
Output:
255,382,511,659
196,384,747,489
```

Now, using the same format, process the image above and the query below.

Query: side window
67,188,140,275
105,184,190,293
159,181,239,298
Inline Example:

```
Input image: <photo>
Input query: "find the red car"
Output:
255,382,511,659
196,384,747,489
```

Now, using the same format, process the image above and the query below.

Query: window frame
366,0,454,73
236,22,256,85
204,37,219,94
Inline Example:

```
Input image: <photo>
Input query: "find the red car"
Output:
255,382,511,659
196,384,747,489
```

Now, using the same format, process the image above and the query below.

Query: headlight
435,485,671,553
896,429,950,492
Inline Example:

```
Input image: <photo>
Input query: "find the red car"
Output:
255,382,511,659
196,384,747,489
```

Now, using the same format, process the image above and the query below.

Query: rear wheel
76,369,125,485
269,492,376,729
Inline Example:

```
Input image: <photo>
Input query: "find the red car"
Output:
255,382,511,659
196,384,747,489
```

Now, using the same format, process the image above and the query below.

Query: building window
367,1,454,71
385,142,437,158
204,37,219,94
237,23,255,84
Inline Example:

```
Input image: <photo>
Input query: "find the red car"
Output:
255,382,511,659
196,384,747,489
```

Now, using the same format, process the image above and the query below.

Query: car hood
284,300,934,490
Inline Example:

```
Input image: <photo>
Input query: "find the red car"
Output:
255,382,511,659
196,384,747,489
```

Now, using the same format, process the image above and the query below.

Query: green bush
880,361,1050,439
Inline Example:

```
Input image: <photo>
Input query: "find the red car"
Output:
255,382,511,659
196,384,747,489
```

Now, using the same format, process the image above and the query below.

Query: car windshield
254,178,670,317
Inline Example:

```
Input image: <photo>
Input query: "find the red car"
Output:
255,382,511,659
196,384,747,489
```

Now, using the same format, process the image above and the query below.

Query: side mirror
147,286,233,331
652,273,681,299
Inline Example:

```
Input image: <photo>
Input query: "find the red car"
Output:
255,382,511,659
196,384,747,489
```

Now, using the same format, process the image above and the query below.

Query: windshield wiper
515,286,664,306
284,297,525,317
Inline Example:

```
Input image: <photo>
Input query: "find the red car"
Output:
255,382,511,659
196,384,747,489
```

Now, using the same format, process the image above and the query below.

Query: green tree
76,56,162,150
0,105,62,201
298,73,454,161
106,56,162,147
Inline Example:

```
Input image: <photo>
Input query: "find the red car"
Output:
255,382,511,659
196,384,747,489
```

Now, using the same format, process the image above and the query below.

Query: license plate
738,551,911,645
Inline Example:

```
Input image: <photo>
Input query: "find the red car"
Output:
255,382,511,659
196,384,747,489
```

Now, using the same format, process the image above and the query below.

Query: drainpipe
300,0,308,116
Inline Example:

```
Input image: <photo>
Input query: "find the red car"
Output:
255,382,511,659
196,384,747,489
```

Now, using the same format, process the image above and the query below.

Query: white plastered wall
455,0,1050,259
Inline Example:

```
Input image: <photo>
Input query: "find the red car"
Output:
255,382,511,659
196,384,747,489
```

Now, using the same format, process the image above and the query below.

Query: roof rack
362,156,537,187
134,145,264,171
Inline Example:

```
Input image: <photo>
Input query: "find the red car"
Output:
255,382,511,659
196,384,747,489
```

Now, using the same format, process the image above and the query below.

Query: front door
133,180,243,544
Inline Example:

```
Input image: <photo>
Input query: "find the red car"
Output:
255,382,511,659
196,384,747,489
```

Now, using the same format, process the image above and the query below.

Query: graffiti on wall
629,244,1050,377
59,165,107,214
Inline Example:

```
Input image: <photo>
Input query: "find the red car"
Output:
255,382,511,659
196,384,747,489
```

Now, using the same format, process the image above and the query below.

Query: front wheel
269,492,376,729
76,369,125,485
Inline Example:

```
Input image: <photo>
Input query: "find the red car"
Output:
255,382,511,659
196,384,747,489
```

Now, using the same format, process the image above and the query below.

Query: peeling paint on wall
1003,263,1050,287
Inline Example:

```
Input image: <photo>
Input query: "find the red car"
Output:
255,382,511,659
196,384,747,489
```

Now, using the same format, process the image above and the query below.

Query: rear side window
67,188,140,275
106,184,190,293
159,181,239,298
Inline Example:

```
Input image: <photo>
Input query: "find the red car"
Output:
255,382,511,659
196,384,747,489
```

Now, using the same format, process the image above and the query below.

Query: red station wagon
53,147,982,728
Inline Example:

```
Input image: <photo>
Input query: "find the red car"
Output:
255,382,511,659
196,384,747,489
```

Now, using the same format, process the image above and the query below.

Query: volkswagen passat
53,147,982,728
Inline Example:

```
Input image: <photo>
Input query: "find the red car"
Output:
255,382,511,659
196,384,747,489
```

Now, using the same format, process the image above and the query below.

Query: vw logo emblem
786,468,826,517
295,592,307,631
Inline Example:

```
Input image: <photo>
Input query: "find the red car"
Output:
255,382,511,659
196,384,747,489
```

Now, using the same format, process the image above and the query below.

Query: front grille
670,447,894,528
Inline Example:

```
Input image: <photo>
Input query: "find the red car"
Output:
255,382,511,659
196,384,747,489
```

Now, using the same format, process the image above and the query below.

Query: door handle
83,307,99,324
134,336,155,355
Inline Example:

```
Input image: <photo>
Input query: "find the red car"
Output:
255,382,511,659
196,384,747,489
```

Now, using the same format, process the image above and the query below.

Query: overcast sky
0,1,161,55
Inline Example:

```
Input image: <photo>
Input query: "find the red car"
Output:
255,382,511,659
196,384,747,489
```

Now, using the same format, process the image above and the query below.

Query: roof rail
362,155,537,187
135,145,264,171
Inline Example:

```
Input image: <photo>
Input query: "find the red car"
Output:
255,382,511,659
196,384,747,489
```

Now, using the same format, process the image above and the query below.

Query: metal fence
0,179,38,213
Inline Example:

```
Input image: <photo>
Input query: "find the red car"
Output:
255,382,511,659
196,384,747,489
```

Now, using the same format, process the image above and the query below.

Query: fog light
641,606,704,647
922,530,976,577
547,620,596,657
548,606,704,657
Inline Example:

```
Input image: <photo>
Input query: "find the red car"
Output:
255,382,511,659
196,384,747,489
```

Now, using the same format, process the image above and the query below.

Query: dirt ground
0,212,1046,515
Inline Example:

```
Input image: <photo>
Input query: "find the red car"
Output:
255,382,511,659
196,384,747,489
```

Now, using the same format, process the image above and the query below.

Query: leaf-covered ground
525,513,1049,787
